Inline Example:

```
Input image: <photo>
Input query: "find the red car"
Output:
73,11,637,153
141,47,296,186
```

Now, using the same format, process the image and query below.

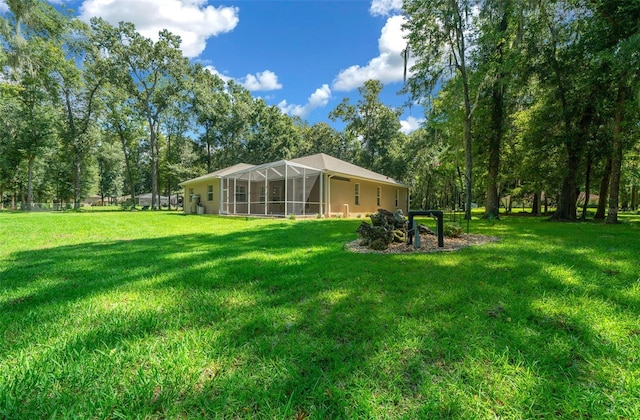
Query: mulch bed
346,233,500,254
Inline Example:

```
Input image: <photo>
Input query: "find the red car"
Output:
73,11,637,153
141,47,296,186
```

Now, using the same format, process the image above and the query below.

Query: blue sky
1,0,424,133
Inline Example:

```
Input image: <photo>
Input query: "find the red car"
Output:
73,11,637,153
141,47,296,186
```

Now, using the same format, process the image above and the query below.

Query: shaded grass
1,211,639,418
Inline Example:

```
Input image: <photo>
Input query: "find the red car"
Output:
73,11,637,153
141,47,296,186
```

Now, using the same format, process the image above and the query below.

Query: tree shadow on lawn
1,219,639,417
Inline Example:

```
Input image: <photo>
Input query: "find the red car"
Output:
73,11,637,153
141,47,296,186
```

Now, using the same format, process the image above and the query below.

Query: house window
259,186,266,203
207,185,213,201
235,185,246,202
376,187,381,206
395,190,399,207
189,188,194,203
354,183,360,206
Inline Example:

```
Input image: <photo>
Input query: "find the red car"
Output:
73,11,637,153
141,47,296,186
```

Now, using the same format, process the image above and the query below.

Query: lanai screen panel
221,161,322,216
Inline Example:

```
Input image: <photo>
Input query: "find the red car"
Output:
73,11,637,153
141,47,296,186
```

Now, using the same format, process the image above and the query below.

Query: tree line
403,0,640,223
1,0,638,222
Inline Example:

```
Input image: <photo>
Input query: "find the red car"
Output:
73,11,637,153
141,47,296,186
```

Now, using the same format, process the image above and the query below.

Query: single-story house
179,153,409,217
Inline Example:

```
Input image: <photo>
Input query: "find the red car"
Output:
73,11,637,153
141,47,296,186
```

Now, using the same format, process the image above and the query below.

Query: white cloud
400,116,424,134
203,65,233,83
78,0,239,58
332,15,413,91
278,84,331,118
203,66,283,92
241,70,282,91
369,0,402,17
0,0,9,14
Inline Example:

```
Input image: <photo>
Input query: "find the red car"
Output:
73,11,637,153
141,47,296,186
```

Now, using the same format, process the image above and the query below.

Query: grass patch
1,211,639,418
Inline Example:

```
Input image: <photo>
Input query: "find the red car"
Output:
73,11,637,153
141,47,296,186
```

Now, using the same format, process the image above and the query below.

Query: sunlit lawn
1,210,639,418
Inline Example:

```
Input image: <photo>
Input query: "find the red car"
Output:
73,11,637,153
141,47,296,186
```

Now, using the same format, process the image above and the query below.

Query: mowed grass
0,211,639,419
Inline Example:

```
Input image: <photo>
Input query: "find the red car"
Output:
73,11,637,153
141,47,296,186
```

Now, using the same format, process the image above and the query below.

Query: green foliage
443,222,463,238
0,212,639,418
329,80,408,180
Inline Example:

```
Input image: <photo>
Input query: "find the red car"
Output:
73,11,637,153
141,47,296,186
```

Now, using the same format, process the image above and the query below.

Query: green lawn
1,211,639,418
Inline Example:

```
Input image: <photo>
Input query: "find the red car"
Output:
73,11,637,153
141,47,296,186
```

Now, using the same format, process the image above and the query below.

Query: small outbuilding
179,153,409,217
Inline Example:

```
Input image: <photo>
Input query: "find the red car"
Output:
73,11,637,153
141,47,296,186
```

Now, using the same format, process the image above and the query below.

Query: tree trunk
484,7,508,221
581,155,592,220
74,158,82,210
484,81,502,219
146,111,160,211
118,130,137,209
594,158,611,219
26,154,34,211
532,191,541,216
606,86,626,224
631,184,638,211
462,81,473,221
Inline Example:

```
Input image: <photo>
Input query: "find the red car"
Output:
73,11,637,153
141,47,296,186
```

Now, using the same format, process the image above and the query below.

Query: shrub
443,223,463,238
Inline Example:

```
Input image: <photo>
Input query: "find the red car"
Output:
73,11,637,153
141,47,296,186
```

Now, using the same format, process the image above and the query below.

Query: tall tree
91,18,188,209
329,80,403,175
245,99,302,163
296,122,357,162
190,64,227,173
213,81,254,169
474,0,516,219
102,85,146,208
57,20,105,208
404,0,478,220
586,0,640,224
0,0,67,209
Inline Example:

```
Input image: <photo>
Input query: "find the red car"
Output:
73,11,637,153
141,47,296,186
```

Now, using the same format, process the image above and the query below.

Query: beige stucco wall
325,175,408,217
182,178,221,214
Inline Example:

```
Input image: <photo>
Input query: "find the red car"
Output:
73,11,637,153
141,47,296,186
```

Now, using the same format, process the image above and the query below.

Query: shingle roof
180,154,407,187
291,153,406,186
179,163,255,186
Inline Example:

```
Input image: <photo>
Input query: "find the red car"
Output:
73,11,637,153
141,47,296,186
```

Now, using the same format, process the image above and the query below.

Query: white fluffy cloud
241,70,282,91
332,15,412,91
400,116,424,134
0,0,8,14
278,84,332,118
78,0,239,58
369,0,402,17
203,65,233,83
204,66,283,92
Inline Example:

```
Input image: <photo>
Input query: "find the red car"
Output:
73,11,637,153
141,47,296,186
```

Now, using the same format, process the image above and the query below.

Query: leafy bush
443,223,463,238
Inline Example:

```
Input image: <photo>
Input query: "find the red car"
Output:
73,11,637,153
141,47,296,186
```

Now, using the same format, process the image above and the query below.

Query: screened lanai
220,160,323,217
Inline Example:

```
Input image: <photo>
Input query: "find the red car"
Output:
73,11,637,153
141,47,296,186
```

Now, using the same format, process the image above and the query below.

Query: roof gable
179,163,255,185
180,154,407,188
291,153,405,186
